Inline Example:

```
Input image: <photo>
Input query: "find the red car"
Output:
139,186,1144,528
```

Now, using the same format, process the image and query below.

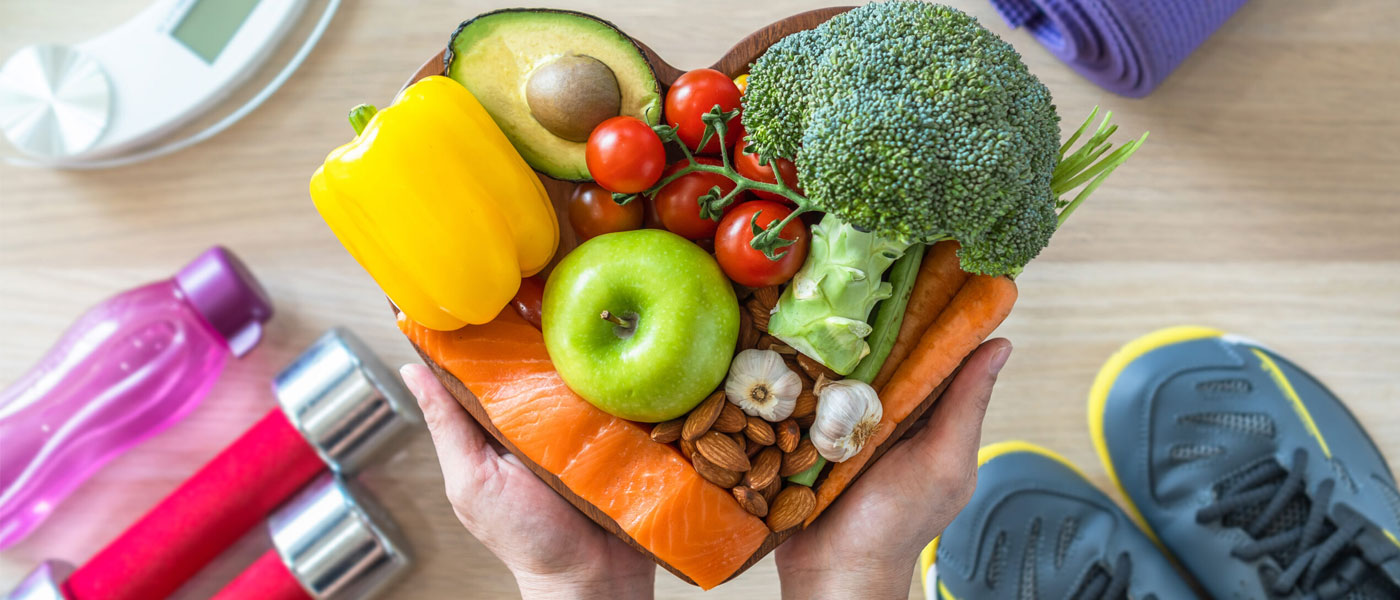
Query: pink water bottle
0,246,273,549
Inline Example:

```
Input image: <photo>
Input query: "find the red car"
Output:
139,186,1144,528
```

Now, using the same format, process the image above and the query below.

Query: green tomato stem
636,103,813,260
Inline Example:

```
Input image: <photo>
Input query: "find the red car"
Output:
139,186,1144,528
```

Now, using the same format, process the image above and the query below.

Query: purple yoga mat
990,0,1249,97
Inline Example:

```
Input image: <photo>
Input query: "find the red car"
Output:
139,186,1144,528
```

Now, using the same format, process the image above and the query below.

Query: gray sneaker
924,441,1196,599
1091,326,1400,599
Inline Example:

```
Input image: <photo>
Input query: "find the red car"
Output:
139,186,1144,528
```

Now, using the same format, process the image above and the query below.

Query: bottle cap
175,246,274,357
3,560,72,600
273,328,422,474
266,474,411,600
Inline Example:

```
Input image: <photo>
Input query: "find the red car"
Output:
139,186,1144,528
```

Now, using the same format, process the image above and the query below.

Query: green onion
787,456,827,487
848,244,925,383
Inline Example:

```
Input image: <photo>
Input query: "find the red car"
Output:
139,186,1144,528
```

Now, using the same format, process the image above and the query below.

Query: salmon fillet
399,310,769,589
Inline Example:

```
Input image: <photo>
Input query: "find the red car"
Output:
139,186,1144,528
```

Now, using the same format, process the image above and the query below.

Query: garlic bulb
809,378,883,462
725,349,801,422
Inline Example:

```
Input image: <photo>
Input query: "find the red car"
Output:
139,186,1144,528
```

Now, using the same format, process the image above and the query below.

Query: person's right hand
401,364,656,600
774,339,1012,599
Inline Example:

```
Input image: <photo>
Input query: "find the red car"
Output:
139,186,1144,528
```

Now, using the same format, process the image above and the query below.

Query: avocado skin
446,9,662,182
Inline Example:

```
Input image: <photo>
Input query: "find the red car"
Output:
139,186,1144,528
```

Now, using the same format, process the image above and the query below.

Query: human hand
401,364,656,600
774,339,1012,600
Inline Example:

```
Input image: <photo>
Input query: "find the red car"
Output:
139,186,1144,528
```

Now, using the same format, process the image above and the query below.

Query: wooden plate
396,6,963,586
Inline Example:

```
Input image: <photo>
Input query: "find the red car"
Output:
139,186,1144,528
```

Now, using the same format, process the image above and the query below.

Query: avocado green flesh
447,10,662,181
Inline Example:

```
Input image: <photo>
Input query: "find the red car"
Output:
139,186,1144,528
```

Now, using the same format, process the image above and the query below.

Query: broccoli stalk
768,215,911,374
766,107,1145,374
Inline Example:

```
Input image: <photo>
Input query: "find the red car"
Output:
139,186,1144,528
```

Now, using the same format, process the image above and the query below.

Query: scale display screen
171,0,260,63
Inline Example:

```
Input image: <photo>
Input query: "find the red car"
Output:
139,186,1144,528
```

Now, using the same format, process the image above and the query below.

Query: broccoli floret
957,188,1058,277
741,28,821,161
756,1,1145,374
744,1,1063,275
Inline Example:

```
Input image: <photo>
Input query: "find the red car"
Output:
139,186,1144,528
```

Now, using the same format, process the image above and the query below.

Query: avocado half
446,9,663,182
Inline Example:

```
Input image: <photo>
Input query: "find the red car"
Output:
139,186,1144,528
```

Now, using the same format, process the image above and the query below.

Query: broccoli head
743,1,1062,275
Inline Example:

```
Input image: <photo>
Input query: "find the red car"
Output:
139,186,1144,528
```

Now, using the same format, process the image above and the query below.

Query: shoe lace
1072,553,1151,600
1196,448,1385,599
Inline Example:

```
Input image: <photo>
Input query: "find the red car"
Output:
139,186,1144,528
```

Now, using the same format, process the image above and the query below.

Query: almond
744,415,775,446
697,431,750,472
761,336,796,355
783,353,801,373
730,431,748,455
797,353,839,382
780,439,819,477
737,308,759,351
775,418,800,453
766,485,816,531
752,285,780,311
761,477,782,505
793,386,817,419
680,438,696,462
682,391,725,442
650,419,683,444
714,402,747,433
746,439,764,458
746,447,782,491
732,485,768,518
693,453,742,488
795,412,816,429
741,323,761,350
746,298,771,333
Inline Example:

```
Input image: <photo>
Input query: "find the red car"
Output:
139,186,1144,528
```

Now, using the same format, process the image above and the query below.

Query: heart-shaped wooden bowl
396,6,963,587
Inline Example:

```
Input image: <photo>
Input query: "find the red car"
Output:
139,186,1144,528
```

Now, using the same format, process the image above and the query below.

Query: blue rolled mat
989,0,1249,97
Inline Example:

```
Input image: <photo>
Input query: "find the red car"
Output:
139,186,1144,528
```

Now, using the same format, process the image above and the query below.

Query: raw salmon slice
399,310,769,589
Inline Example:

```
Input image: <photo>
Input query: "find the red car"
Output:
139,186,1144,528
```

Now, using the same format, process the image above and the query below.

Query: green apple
543,229,739,422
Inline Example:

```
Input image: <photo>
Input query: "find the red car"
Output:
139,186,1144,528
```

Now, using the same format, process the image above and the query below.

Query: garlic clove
809,378,883,463
724,349,801,422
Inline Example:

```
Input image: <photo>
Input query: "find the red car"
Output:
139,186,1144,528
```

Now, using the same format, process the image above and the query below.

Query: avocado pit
526,55,622,143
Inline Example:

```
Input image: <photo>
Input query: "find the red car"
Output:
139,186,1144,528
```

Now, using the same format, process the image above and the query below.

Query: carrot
870,241,969,390
806,274,1017,525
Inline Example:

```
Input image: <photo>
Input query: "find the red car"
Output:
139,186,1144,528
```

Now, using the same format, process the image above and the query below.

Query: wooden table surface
2,1,1397,598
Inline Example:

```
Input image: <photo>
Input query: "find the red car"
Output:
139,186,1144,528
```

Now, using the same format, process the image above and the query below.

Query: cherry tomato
586,116,665,193
642,194,666,230
568,182,643,241
665,69,742,154
734,138,801,205
511,275,546,330
652,158,739,240
715,201,810,288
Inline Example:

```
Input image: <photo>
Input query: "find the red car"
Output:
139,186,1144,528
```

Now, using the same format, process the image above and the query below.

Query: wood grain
1,1,1398,598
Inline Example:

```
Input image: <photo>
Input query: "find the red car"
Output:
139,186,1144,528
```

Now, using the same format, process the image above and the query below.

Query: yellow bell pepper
310,76,558,331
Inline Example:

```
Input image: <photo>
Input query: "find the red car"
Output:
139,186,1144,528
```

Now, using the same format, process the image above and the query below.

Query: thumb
908,338,1011,476
400,364,493,505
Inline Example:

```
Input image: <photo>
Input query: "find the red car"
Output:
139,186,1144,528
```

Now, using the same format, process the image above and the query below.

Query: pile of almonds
649,286,835,533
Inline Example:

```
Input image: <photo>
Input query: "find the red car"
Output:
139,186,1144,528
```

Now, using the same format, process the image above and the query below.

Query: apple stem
600,310,634,329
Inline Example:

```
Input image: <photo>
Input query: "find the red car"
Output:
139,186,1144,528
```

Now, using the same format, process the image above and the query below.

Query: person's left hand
401,364,656,600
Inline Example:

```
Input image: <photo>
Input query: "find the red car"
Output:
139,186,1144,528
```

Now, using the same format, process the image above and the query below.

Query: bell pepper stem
348,104,379,135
